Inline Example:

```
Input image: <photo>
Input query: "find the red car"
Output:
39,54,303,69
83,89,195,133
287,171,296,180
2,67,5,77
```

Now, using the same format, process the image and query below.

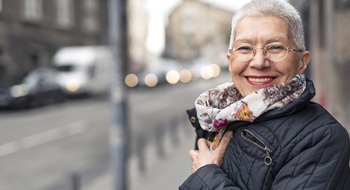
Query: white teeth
248,78,272,82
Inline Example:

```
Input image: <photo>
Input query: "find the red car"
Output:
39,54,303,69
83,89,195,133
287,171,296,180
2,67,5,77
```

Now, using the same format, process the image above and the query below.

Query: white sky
145,0,253,54
200,0,253,11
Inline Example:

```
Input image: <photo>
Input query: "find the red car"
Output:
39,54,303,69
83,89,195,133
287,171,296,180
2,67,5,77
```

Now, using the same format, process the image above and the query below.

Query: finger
188,150,199,173
212,131,233,165
188,150,198,160
197,138,209,151
217,131,233,150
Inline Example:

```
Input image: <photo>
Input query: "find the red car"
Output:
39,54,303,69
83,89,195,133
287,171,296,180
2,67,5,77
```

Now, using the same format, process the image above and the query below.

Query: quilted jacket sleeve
272,123,350,190
179,164,240,190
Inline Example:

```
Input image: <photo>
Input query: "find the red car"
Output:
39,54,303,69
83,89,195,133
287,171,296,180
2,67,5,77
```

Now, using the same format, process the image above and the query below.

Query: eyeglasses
228,43,303,62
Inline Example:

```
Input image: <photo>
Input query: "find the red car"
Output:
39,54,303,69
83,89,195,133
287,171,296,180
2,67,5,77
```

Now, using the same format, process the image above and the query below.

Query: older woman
180,0,350,189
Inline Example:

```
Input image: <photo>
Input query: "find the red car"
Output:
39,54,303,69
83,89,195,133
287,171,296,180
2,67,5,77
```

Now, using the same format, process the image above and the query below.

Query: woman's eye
268,44,286,51
237,46,253,51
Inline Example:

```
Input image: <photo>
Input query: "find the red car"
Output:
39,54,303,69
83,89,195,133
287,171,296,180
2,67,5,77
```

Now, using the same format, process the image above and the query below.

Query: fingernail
226,131,233,138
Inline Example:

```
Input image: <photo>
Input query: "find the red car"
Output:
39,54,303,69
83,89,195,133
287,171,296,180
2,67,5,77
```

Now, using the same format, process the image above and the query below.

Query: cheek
279,58,302,76
229,63,240,81
229,61,246,75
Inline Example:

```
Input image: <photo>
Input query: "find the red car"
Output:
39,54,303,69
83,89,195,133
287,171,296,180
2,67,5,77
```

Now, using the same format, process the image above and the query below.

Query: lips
246,77,275,85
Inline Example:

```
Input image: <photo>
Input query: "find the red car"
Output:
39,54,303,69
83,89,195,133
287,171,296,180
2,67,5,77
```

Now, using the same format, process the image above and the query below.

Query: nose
251,48,270,69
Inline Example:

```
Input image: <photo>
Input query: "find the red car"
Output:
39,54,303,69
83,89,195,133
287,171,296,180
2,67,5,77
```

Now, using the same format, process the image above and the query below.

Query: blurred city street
83,121,195,190
0,71,231,190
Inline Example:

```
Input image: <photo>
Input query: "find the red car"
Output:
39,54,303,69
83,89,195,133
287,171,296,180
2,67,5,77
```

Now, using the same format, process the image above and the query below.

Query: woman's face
226,16,310,97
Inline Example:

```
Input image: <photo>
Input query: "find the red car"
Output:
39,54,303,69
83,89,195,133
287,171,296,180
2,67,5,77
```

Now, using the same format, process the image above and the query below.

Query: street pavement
82,72,232,190
83,121,195,190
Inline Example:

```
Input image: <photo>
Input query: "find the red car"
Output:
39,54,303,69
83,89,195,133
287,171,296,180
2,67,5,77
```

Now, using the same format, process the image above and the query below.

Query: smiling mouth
246,77,275,85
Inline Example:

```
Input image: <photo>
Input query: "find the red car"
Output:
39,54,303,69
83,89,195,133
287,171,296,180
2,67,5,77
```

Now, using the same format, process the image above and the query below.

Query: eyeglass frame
228,43,304,62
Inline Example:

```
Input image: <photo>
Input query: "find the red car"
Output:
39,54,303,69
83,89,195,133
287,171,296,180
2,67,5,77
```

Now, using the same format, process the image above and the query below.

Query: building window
82,0,99,32
22,0,43,21
56,0,74,27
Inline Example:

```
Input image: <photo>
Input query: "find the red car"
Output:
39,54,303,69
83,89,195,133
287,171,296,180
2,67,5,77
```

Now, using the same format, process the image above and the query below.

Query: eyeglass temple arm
290,49,304,52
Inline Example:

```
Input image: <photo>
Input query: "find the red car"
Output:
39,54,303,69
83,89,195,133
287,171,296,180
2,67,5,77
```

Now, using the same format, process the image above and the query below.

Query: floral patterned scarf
195,74,306,150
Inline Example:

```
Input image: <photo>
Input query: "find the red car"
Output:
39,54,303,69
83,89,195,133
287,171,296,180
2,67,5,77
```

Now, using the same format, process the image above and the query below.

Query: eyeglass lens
232,43,289,61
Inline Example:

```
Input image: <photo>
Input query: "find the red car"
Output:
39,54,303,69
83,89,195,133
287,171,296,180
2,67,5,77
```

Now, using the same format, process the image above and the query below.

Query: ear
298,51,311,74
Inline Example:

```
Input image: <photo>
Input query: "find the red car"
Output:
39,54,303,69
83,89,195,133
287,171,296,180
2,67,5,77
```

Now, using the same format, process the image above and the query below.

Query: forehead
234,16,290,44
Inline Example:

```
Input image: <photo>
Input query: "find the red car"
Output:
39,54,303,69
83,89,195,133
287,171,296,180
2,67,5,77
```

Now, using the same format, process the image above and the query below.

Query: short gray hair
228,0,305,51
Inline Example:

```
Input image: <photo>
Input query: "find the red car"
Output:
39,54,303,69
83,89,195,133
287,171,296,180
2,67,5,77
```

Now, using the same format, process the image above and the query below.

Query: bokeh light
144,73,158,87
125,73,138,88
166,70,180,84
179,69,192,83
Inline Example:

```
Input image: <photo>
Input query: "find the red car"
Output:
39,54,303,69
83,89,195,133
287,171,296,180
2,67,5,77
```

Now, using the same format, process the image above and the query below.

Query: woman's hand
189,131,233,173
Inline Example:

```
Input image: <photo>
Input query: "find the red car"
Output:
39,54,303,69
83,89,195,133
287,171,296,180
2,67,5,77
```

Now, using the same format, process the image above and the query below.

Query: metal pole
324,0,335,114
108,0,129,190
71,172,81,190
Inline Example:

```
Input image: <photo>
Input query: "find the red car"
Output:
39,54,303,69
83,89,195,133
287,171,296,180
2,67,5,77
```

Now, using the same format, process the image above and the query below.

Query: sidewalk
83,126,195,190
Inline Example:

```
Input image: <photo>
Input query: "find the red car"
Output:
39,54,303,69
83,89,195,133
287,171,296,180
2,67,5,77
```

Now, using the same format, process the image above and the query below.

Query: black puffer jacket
180,79,350,190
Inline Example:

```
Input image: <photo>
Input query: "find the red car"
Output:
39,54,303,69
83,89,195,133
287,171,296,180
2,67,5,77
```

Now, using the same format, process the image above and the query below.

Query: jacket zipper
241,129,273,166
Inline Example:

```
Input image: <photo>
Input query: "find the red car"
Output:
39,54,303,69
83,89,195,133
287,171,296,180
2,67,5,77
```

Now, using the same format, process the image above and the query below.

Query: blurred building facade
289,0,350,130
165,0,233,64
127,0,149,72
0,0,109,76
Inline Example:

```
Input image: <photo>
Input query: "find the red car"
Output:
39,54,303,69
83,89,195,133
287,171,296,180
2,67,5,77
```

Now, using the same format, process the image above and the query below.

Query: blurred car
136,67,166,88
53,46,114,96
135,59,182,88
0,68,66,109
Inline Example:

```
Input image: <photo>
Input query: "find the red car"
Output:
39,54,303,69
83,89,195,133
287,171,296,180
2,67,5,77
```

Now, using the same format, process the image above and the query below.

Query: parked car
53,46,114,96
0,68,66,109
